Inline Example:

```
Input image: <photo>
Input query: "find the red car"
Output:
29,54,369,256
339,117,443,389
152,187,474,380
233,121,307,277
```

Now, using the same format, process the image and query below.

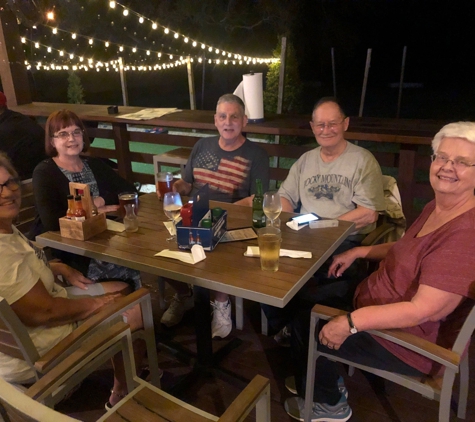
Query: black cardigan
29,157,136,273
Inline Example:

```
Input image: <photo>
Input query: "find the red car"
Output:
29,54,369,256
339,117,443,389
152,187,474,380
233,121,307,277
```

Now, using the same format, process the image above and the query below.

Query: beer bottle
252,179,265,229
73,195,87,221
66,195,75,219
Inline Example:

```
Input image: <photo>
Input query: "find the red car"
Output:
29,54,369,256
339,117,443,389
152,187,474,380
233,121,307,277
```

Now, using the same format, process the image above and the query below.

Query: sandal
105,389,126,411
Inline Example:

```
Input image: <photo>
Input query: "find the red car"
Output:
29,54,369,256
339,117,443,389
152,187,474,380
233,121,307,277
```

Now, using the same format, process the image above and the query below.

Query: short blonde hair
432,122,475,153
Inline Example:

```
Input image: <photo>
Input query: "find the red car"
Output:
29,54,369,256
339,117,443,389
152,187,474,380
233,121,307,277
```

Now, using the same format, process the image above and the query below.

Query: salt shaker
124,204,139,232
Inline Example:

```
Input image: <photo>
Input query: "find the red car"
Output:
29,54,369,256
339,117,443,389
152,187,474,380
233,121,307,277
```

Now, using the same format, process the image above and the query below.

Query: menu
220,227,257,243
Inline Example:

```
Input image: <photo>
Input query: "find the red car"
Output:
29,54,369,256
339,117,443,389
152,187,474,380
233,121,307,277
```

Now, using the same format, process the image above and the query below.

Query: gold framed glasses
431,153,475,171
311,120,345,132
52,129,84,141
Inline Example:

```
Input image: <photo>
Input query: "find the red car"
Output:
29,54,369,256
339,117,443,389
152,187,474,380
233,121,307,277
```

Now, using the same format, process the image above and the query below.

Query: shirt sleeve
352,154,385,212
278,157,302,211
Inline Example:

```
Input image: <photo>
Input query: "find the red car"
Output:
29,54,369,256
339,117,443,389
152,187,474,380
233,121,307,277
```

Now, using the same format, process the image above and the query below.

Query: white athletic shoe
211,299,232,338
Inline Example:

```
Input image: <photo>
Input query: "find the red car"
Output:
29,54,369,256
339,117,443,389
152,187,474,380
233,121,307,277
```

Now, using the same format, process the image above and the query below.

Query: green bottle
252,179,266,229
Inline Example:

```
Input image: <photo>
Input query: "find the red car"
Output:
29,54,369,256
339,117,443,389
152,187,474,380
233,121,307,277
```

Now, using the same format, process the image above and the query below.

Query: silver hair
216,94,245,115
432,121,475,153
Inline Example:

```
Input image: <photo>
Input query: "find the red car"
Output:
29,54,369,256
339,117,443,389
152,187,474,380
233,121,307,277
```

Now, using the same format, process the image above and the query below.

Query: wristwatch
347,312,358,334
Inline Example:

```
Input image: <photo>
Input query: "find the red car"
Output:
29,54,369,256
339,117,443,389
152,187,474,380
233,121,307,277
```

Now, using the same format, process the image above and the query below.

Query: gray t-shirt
278,142,385,234
184,136,269,202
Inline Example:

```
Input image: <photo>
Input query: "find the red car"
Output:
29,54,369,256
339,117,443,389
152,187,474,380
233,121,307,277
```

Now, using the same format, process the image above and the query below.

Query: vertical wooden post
0,1,32,105
187,56,196,110
118,57,129,106
276,36,287,115
358,48,372,117
396,46,407,118
398,145,417,226
200,55,206,110
111,122,133,181
331,47,337,97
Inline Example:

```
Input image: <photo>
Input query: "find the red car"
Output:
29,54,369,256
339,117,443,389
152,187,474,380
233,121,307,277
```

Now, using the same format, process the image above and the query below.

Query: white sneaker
160,293,194,327
211,299,232,338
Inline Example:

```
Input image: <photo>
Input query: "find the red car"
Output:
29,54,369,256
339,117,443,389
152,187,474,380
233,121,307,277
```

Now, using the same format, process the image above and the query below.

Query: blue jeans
261,235,365,335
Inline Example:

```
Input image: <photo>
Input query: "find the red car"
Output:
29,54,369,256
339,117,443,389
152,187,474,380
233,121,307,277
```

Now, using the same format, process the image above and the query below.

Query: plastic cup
258,227,281,272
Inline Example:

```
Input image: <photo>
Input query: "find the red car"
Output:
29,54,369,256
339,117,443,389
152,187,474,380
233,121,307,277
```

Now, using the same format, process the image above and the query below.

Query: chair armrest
218,375,270,422
311,304,460,371
361,222,395,247
35,288,150,373
28,322,131,401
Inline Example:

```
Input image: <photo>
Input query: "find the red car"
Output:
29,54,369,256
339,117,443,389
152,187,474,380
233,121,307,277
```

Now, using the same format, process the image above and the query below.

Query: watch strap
347,312,358,334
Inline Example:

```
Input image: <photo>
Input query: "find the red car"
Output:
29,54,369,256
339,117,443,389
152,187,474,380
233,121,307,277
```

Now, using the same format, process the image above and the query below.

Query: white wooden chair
0,287,160,407
303,303,475,422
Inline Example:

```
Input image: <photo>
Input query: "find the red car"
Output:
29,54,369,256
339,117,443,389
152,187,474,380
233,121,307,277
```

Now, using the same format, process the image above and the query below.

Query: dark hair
216,94,246,115
0,152,19,179
312,97,347,119
45,109,89,157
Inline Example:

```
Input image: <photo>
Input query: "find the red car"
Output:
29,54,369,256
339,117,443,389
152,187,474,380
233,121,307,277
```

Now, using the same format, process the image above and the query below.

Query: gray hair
216,94,246,115
432,121,475,153
0,152,18,179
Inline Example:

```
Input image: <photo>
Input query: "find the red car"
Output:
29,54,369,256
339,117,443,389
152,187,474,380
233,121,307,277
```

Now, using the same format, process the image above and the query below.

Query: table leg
193,285,213,366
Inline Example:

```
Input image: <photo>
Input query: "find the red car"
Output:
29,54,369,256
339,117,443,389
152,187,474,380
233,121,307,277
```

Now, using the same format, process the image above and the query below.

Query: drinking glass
156,172,174,199
263,191,282,227
163,192,183,241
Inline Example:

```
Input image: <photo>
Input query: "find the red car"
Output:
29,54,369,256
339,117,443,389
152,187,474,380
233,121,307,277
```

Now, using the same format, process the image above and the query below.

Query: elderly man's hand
318,315,351,350
51,262,95,290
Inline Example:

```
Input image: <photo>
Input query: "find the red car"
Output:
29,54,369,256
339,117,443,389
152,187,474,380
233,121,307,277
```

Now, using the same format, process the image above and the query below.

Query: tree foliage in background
67,71,85,104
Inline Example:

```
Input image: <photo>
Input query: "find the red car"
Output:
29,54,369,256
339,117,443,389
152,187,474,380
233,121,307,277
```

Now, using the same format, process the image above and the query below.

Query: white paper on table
155,245,206,264
106,219,125,233
163,221,176,236
286,220,308,231
118,108,181,120
244,246,312,258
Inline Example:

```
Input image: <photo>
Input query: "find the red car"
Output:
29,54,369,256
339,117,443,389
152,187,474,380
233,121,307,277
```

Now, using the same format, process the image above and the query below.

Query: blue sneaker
285,376,348,399
284,395,352,422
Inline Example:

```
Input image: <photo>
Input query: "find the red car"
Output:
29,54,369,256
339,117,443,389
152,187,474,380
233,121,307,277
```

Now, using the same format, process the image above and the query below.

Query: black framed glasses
0,178,20,195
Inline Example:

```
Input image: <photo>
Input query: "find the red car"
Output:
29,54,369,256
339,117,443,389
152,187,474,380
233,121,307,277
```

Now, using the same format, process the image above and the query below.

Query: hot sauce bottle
73,195,87,221
66,195,75,219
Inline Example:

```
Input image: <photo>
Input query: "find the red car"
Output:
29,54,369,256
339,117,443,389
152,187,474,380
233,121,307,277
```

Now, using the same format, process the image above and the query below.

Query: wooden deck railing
12,103,444,225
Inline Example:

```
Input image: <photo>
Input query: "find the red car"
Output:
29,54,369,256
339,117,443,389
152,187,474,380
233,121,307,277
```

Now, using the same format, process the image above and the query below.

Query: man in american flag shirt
161,94,269,338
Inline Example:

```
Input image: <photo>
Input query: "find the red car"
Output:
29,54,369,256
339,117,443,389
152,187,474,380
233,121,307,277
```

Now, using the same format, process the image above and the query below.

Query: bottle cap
67,194,73,199
201,219,212,228
74,195,81,200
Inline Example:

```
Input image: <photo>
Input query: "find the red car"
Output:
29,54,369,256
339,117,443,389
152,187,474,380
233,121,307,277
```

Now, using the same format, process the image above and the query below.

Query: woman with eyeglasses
0,152,145,406
30,109,140,290
286,122,475,421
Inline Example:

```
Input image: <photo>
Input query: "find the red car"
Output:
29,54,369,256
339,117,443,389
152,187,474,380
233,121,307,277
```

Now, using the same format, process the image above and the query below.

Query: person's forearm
338,207,378,229
17,297,105,327
281,197,294,212
359,242,395,261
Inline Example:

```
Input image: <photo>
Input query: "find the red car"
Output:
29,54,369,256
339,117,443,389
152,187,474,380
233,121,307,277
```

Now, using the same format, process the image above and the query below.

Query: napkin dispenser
176,184,227,251
59,182,107,241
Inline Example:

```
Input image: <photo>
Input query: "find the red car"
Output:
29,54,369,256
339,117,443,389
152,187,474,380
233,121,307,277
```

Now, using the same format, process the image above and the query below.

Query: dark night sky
20,0,475,119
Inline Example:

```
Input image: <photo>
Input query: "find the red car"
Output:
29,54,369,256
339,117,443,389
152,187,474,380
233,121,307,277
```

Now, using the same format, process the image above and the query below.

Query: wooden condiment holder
59,182,107,240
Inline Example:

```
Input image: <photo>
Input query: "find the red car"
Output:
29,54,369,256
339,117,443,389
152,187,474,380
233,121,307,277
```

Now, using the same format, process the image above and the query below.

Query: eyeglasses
311,120,345,132
52,129,83,141
0,178,20,195
431,153,475,170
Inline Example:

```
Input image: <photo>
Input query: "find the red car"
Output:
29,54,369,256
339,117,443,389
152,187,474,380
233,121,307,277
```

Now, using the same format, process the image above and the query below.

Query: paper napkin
106,219,125,233
155,244,206,264
244,246,311,258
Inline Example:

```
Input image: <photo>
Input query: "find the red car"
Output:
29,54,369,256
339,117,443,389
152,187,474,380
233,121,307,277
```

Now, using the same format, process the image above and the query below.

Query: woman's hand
50,262,94,290
318,315,351,350
93,196,119,214
328,247,363,278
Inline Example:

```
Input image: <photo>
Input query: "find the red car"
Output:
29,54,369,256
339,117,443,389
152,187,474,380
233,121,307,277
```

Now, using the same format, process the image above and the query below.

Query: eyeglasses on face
0,178,20,195
431,153,475,171
311,120,345,132
52,129,84,141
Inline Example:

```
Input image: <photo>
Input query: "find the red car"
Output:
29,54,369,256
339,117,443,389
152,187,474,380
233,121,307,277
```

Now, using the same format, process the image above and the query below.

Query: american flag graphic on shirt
193,150,251,194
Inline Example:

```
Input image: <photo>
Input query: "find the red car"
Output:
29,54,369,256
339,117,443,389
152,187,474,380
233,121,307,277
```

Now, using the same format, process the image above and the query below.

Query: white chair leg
457,354,469,419
304,315,319,422
235,297,243,330
439,369,456,422
261,309,268,336
255,384,271,422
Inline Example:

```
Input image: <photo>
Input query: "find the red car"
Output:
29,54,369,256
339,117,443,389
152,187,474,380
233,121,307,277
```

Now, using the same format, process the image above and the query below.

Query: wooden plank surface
36,193,354,308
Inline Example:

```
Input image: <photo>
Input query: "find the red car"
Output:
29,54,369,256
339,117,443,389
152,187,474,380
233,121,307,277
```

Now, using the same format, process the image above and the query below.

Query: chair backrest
448,300,475,356
0,298,40,377
15,179,37,235
0,376,78,422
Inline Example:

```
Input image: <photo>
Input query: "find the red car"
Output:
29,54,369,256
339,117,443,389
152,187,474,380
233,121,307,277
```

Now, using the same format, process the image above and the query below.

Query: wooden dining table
35,193,355,367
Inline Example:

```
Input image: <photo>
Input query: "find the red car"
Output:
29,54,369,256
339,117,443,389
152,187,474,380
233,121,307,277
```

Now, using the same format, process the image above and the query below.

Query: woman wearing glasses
30,109,140,289
286,122,475,421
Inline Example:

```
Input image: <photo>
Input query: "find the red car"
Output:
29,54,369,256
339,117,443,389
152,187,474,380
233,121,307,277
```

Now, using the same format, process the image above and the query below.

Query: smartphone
290,213,320,226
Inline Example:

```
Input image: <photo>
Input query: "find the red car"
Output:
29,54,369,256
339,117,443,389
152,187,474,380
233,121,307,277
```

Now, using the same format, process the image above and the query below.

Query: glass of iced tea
118,192,139,219
156,172,174,200
257,227,281,272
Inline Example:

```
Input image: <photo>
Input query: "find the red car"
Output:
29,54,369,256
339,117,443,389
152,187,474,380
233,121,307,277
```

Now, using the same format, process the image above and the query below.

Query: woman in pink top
286,122,475,422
